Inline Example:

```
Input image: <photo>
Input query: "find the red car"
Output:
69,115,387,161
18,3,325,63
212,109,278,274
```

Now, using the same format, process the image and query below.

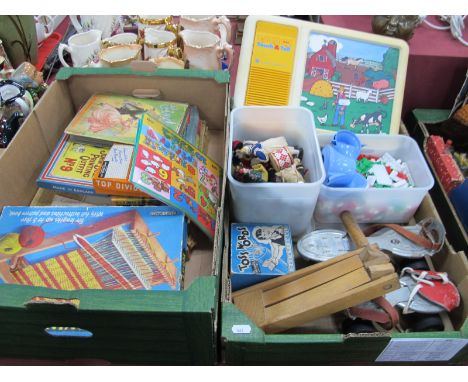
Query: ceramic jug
180,15,232,43
143,29,178,60
99,44,142,68
179,30,232,71
58,29,102,67
102,32,139,48
137,15,173,38
70,15,123,39
35,15,54,45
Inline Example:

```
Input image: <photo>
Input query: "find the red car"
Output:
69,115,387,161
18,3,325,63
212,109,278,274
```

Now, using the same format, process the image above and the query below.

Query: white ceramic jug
70,15,123,39
58,29,102,67
35,15,54,45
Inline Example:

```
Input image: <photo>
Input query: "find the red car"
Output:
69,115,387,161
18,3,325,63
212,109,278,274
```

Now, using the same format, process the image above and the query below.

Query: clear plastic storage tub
314,133,434,223
228,106,325,236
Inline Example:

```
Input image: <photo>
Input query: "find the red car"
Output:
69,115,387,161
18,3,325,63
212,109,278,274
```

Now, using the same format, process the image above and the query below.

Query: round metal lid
297,229,352,262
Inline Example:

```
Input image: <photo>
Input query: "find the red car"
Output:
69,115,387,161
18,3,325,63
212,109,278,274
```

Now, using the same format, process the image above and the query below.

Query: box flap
56,67,231,84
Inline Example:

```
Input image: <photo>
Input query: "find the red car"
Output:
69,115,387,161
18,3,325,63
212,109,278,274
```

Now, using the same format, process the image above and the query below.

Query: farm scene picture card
301,32,405,135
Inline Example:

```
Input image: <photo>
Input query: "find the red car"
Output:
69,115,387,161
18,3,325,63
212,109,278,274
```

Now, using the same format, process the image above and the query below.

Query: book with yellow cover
93,144,148,197
64,94,190,145
37,134,109,195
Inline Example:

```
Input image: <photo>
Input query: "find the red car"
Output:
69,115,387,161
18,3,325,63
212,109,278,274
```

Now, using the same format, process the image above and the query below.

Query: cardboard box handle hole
26,297,80,310
44,327,93,338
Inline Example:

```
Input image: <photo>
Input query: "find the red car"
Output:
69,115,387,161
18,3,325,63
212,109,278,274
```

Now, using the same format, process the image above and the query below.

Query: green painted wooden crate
221,194,468,365
0,67,230,365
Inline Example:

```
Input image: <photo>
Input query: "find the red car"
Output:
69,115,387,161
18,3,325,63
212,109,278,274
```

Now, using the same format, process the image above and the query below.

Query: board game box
0,206,187,291
230,223,295,291
37,134,110,195
130,114,222,239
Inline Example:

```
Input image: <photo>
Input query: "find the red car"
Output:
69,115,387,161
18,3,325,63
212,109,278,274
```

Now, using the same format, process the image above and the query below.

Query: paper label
232,325,252,334
376,338,468,362
103,145,133,179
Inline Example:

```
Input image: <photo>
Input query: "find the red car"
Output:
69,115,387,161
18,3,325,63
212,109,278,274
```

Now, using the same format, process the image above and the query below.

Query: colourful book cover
64,94,190,145
183,105,200,147
93,144,148,197
230,224,295,291
37,134,110,195
130,114,222,239
0,206,187,291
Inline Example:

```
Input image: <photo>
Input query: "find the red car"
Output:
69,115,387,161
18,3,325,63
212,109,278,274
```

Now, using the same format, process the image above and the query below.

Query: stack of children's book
37,94,209,205
25,94,221,294
36,93,221,240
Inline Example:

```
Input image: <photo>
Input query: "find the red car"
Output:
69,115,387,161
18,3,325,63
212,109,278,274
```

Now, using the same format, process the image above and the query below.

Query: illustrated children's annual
0,206,187,291
64,94,190,145
130,114,222,239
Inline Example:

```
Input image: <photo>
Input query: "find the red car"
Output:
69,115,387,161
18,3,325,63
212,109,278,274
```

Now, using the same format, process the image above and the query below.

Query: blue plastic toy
322,131,367,188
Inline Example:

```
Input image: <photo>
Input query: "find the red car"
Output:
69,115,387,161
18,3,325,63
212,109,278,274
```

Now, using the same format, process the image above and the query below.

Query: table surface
321,15,468,58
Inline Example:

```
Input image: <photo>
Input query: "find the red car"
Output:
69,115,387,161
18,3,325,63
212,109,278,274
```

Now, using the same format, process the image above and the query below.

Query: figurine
232,136,308,184
372,15,423,41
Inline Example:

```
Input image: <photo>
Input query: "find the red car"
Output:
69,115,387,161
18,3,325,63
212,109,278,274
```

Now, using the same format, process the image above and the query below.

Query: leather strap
348,297,400,329
363,223,440,250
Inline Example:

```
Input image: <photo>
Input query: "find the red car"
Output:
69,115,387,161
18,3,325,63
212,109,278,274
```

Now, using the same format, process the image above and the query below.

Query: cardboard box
0,66,230,365
221,124,468,365
406,109,468,253
221,193,468,365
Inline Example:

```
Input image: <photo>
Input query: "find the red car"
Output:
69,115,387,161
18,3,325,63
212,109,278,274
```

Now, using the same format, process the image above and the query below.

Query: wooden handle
340,211,369,248
366,263,395,280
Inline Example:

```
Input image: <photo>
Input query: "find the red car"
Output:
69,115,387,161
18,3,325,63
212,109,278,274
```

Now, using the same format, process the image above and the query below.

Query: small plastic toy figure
231,137,307,184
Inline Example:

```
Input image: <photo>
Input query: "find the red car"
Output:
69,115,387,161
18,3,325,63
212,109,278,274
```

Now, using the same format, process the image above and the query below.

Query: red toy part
397,171,408,181
425,135,464,194
410,270,460,312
